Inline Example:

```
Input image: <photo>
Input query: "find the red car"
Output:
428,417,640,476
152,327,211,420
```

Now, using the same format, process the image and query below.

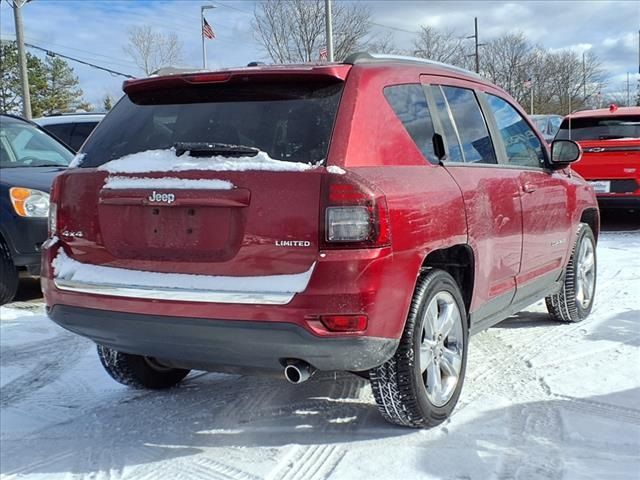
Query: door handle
522,183,537,194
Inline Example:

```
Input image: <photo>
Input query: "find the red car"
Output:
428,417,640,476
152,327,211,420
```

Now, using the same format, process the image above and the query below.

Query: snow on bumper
51,249,315,305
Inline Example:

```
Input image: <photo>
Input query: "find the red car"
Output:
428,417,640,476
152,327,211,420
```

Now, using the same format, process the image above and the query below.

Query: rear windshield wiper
173,142,259,158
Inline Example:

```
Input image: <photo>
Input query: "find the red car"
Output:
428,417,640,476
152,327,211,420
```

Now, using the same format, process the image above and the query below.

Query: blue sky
0,0,638,109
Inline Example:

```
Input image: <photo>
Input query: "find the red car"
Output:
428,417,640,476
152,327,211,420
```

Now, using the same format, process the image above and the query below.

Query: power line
25,42,135,79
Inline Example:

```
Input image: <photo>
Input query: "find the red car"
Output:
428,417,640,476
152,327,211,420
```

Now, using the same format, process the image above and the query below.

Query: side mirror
549,139,581,169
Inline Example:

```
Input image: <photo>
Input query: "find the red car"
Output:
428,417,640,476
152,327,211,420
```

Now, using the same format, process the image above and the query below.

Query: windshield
0,119,73,168
80,80,344,168
556,115,640,141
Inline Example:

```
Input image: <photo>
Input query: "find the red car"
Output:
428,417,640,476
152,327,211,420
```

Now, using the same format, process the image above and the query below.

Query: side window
70,122,98,150
383,84,437,164
486,94,545,168
430,86,463,162
43,124,73,146
441,86,497,164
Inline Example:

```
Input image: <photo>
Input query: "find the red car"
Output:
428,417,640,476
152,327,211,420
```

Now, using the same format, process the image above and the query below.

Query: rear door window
430,86,464,162
80,80,344,168
485,94,545,168
441,86,497,164
383,84,437,164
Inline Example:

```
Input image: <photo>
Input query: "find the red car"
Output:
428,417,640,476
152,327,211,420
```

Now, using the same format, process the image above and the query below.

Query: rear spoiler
123,65,351,95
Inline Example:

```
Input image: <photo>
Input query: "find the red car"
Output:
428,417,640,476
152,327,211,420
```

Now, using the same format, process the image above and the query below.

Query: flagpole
201,5,215,69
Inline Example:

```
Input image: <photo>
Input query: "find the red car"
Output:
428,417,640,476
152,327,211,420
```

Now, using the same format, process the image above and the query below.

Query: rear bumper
47,305,399,372
596,195,640,210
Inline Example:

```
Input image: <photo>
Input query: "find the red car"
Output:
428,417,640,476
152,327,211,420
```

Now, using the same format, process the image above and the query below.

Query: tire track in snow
0,333,91,408
270,445,345,480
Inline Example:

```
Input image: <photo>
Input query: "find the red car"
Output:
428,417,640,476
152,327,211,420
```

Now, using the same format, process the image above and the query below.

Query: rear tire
546,223,596,323
0,238,18,306
369,269,468,428
97,345,190,389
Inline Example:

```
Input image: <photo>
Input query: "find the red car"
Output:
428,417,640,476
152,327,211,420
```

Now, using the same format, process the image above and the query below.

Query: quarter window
441,86,497,164
383,84,437,164
486,94,545,168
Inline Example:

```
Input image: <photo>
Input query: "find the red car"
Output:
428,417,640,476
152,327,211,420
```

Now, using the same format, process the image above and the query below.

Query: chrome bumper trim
53,279,295,305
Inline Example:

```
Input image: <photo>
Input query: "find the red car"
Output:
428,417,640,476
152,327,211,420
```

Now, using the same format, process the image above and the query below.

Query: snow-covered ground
1,229,639,480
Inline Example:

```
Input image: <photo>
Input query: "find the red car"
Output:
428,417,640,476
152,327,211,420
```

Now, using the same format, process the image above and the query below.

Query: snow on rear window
52,249,314,294
98,149,314,174
104,176,234,190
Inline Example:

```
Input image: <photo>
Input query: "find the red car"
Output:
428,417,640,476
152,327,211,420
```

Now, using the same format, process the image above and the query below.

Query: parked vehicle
42,53,599,428
530,114,563,144
0,114,74,304
35,113,104,151
556,106,639,210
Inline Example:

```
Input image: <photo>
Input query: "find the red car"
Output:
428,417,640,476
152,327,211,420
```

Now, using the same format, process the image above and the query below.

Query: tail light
320,172,391,249
48,176,61,236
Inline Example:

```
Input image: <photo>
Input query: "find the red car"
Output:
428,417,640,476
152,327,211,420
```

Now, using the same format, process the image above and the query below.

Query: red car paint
42,57,599,371
558,107,640,209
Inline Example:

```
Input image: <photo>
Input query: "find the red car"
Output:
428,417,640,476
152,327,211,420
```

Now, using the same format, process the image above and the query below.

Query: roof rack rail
343,52,481,78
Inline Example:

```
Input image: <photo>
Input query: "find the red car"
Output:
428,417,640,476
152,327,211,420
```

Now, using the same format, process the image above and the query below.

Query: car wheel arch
414,244,475,327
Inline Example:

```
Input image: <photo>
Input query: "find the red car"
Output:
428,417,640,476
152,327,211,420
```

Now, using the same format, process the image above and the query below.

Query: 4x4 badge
148,191,175,204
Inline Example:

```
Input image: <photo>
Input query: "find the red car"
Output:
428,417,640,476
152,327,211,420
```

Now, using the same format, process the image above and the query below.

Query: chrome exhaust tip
284,360,315,384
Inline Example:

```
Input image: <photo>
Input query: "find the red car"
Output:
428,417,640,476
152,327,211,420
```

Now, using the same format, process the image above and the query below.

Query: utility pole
201,4,215,69
12,0,31,119
627,72,631,107
466,17,484,74
325,0,334,62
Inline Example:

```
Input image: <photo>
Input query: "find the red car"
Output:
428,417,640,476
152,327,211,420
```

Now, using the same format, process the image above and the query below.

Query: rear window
80,80,344,168
556,115,640,141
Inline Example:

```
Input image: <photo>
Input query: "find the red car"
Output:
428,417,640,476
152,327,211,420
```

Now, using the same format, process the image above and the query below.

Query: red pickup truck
42,53,599,428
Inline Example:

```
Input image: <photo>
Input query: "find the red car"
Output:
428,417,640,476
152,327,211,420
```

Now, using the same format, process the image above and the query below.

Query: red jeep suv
42,53,599,428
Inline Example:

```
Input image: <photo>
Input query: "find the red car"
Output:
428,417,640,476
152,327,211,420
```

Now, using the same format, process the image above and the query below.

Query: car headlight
9,187,50,218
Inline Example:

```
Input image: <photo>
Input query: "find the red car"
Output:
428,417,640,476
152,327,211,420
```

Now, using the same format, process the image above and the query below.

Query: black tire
546,223,597,323
0,238,19,306
369,269,468,428
97,345,190,389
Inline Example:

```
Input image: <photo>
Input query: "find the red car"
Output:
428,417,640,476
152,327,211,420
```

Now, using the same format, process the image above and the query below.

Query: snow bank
98,149,314,174
52,250,314,294
103,176,234,190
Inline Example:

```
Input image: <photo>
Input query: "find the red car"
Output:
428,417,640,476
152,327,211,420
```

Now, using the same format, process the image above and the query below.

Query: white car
35,113,105,151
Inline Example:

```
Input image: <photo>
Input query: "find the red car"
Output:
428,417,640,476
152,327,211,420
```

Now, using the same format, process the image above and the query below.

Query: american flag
523,77,532,88
202,17,215,40
319,46,328,61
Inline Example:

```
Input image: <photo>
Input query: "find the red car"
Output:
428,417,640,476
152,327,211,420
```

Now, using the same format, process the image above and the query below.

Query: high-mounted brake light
320,172,391,249
186,73,232,84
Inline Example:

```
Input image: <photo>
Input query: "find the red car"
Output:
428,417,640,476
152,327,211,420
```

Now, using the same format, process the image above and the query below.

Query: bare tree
124,26,184,76
412,26,466,66
253,0,372,63
479,32,603,114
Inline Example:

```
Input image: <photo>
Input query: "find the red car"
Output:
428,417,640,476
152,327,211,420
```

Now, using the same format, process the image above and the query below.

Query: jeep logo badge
148,191,175,204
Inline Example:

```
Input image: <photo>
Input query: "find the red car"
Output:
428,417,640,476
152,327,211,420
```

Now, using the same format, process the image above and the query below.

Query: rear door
422,79,523,328
57,74,345,277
